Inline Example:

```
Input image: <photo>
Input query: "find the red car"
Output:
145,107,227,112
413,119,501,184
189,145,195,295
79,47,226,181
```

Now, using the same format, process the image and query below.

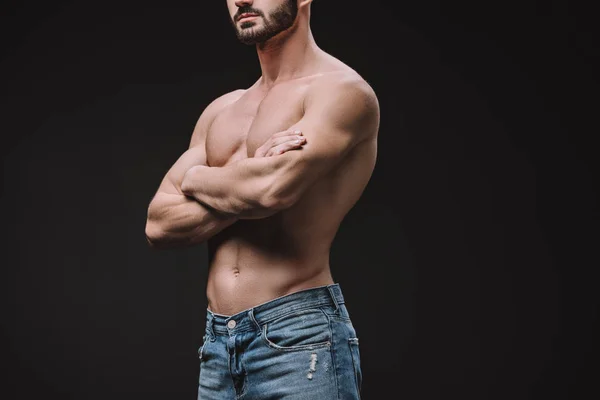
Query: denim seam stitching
261,308,332,352
348,338,362,399
256,300,336,324
328,319,341,400
329,314,353,322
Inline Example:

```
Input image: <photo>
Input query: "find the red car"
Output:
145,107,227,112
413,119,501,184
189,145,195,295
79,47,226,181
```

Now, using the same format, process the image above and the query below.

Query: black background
1,1,598,399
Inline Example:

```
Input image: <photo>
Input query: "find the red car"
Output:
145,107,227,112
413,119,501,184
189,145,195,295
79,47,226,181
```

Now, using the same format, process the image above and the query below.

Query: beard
232,0,299,45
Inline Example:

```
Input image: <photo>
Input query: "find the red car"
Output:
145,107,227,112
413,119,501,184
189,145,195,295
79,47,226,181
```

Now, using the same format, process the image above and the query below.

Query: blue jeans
197,283,362,399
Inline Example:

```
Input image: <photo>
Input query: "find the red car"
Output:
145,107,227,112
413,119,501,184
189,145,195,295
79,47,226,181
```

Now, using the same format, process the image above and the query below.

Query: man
145,0,379,398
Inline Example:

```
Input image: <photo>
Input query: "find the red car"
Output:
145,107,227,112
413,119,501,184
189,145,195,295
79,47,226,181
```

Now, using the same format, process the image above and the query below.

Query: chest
205,84,306,167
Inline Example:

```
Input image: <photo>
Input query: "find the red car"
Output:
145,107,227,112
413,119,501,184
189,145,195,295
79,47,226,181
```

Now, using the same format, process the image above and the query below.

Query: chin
240,19,265,31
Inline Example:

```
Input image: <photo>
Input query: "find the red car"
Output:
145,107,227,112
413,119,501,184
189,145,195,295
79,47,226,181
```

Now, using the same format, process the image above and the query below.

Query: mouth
237,13,259,22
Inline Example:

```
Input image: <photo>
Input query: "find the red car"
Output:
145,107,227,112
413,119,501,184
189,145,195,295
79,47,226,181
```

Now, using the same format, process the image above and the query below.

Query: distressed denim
197,283,362,399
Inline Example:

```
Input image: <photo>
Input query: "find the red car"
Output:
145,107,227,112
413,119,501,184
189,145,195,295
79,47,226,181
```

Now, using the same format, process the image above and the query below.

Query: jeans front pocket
348,337,362,397
261,308,332,352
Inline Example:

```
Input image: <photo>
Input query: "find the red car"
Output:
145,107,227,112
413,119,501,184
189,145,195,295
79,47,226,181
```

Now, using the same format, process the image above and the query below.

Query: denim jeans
197,283,362,399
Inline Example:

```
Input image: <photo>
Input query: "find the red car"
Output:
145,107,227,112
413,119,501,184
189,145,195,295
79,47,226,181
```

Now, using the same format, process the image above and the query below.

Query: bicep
153,113,212,197
262,124,354,206
160,88,247,192
155,95,220,196
265,80,379,205
157,145,208,195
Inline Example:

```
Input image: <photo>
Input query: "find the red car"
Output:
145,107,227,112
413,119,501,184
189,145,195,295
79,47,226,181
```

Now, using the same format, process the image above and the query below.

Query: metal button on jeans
227,319,236,329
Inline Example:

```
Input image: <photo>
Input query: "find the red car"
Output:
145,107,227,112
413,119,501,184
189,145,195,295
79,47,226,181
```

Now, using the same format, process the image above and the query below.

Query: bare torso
204,57,376,316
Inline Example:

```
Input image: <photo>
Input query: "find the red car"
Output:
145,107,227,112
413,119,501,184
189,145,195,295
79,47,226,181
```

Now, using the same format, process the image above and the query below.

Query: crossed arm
146,77,379,248
180,78,380,220
145,91,243,249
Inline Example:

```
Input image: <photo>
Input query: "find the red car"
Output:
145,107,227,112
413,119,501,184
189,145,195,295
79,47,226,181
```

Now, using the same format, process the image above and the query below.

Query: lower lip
239,15,258,23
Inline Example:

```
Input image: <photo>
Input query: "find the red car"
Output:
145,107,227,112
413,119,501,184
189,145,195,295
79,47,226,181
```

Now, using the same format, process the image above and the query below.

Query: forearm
145,191,238,249
180,156,290,219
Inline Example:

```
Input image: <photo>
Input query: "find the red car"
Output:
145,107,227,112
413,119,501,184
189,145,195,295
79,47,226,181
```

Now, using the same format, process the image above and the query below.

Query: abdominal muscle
205,256,335,317
204,183,338,316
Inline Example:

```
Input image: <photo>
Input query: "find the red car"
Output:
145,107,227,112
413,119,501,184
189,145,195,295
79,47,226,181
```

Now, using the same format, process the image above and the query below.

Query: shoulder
202,89,246,117
305,70,380,133
308,70,378,112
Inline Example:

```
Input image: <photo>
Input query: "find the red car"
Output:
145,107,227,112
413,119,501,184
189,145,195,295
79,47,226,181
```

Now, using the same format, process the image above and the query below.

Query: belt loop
207,309,216,340
248,308,262,336
327,284,340,313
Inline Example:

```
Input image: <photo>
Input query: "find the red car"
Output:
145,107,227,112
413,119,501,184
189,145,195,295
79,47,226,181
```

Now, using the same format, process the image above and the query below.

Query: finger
271,129,303,139
269,135,306,148
266,141,305,156
254,147,267,158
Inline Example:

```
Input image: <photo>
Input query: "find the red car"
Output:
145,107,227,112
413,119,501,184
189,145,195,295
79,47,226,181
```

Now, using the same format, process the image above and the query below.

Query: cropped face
227,0,299,45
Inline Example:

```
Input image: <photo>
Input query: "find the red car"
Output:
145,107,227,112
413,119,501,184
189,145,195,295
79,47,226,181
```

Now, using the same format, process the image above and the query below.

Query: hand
254,129,307,158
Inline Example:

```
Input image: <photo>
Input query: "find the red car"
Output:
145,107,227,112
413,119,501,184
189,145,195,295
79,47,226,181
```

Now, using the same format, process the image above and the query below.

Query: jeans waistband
206,283,345,336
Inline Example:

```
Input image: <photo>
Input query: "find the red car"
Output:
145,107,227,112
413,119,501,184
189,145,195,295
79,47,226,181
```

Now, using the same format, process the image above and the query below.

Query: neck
255,14,320,87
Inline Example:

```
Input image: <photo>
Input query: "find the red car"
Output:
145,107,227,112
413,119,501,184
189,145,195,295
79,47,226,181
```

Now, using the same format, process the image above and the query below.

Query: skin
145,0,380,316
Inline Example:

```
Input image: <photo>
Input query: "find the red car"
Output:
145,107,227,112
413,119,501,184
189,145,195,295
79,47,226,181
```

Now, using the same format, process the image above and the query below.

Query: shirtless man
145,0,379,398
